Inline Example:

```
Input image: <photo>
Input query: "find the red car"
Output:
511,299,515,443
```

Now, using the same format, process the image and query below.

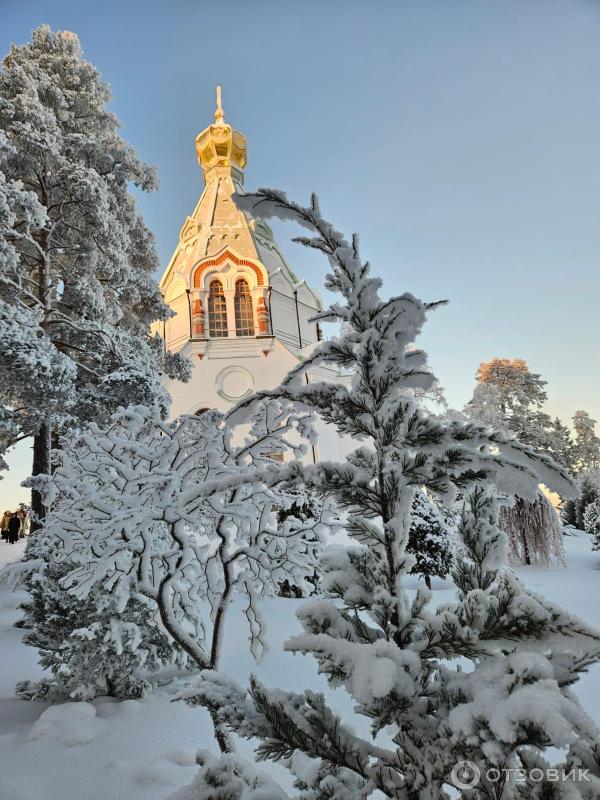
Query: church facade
157,90,348,462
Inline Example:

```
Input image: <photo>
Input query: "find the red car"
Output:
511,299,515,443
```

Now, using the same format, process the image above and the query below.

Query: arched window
234,278,254,337
208,280,228,337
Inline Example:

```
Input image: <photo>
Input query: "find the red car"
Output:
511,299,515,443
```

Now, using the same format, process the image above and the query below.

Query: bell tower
158,89,325,417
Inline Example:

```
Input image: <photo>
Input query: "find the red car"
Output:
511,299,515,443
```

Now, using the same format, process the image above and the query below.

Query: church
157,90,349,461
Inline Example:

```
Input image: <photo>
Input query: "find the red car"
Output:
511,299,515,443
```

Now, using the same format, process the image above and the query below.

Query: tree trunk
155,581,233,753
425,574,432,590
516,497,531,565
30,419,51,532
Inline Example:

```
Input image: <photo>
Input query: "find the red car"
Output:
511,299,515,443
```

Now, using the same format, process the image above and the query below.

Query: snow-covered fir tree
470,358,569,467
576,471,600,531
407,490,453,589
584,499,600,545
561,495,579,528
463,381,505,430
175,190,600,799
189,488,600,799
572,410,600,473
550,416,576,471
28,401,327,749
0,26,188,521
16,551,188,702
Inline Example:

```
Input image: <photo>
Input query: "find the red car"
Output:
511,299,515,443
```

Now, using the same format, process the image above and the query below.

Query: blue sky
2,0,600,505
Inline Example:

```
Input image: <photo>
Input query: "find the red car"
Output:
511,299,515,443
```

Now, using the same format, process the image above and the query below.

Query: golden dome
195,86,247,178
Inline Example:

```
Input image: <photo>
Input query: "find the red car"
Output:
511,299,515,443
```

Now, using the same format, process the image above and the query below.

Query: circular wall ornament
215,366,254,401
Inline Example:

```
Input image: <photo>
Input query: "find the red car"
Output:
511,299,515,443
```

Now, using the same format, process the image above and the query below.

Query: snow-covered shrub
407,490,453,588
17,552,187,702
584,499,600,546
181,189,600,798
28,401,327,747
562,496,578,527
577,471,600,531
167,750,287,800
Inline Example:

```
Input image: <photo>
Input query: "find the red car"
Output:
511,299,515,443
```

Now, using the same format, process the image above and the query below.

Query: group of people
1,505,30,544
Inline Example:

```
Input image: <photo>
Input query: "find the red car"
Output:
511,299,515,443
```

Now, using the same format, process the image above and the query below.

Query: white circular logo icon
450,761,481,790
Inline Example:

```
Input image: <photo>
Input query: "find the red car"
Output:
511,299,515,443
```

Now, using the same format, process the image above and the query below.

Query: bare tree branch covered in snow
30,401,330,750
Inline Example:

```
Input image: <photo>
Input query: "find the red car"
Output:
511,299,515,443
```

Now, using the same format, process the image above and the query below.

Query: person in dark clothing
8,513,20,544
1,509,10,542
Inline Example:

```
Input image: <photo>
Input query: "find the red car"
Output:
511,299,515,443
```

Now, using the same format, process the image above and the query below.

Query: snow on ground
0,534,599,800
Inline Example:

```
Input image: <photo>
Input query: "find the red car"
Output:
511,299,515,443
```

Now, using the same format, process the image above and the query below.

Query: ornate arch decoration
192,249,266,289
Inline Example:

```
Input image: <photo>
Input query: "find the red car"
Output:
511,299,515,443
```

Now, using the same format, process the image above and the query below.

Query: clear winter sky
1,0,600,506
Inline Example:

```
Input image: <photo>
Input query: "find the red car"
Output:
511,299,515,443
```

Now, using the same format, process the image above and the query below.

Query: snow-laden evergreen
0,26,189,519
16,544,190,702
584,500,600,545
572,411,600,473
465,359,576,565
576,471,600,531
407,491,453,589
168,750,288,800
179,189,600,799
466,358,579,471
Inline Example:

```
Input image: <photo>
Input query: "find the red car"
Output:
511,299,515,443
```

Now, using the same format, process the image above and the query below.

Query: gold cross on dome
215,85,224,124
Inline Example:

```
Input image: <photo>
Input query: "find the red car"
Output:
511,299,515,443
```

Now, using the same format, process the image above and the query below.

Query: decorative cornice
193,248,266,288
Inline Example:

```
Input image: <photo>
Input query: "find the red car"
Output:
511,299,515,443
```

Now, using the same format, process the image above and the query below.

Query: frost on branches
167,750,288,800
178,189,600,799
0,26,189,519
498,492,566,567
28,402,327,747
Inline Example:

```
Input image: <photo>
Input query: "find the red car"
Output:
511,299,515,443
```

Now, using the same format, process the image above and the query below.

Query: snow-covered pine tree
16,551,188,702
472,358,569,467
407,490,453,589
0,132,49,470
29,401,326,750
466,360,575,564
463,381,505,430
179,190,599,799
561,496,578,528
584,499,600,546
551,416,576,471
576,471,600,531
572,410,600,473
0,26,189,522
